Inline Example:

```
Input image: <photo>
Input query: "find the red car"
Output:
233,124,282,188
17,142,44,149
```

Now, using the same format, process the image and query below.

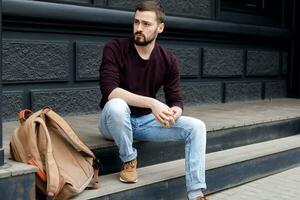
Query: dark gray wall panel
156,82,222,104
37,0,106,6
155,87,165,103
36,0,91,4
76,42,104,81
161,0,210,18
166,46,200,77
203,47,243,77
0,174,36,200
2,91,23,120
225,82,262,102
0,1,290,116
108,0,211,18
107,0,136,10
282,52,288,75
2,41,70,83
61,0,90,3
94,0,106,6
246,50,280,76
265,81,287,99
181,82,222,104
31,88,101,115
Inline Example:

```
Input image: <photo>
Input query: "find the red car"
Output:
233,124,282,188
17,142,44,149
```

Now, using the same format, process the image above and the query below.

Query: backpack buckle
43,106,52,113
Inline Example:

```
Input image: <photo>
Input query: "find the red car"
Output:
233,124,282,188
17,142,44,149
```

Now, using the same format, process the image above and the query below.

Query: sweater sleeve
99,42,120,100
163,54,184,110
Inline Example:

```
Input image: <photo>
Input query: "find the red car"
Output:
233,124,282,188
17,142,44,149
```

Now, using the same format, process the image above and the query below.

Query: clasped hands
151,99,180,128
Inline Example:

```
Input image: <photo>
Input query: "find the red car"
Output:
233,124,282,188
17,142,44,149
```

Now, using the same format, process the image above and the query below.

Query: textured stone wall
76,42,104,81
1,1,288,120
181,82,222,105
108,0,211,18
203,48,244,77
265,81,287,99
225,82,262,102
2,41,70,83
1,37,287,120
1,91,23,121
33,0,211,18
31,88,101,115
247,50,280,76
2,39,104,120
165,46,200,77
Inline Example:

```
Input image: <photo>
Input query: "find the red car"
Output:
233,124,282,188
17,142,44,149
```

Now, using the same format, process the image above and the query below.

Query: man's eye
143,22,151,26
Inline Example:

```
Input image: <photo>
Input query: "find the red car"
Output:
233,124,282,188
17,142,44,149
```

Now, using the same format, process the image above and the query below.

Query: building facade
0,0,299,166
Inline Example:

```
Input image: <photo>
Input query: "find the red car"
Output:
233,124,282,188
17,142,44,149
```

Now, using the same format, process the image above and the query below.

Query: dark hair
135,0,165,23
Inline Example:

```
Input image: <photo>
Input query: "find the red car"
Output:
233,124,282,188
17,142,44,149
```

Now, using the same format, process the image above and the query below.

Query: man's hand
171,106,182,121
150,99,174,127
163,106,182,128
150,99,182,128
108,88,181,128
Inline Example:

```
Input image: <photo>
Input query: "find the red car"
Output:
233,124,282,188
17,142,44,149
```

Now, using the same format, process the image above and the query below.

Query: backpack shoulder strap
43,108,96,159
17,109,61,197
34,117,61,197
43,108,100,189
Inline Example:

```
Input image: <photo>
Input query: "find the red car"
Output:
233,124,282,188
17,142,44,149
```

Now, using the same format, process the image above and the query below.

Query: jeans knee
104,98,130,120
189,118,206,139
197,120,206,133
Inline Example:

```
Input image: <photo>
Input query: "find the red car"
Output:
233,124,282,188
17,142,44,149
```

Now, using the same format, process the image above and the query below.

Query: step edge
0,159,37,179
87,116,300,150
207,134,300,169
72,134,300,199
207,116,300,132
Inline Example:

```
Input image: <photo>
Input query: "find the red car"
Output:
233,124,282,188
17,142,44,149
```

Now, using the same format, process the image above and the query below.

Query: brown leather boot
119,159,138,183
186,196,209,200
197,197,208,200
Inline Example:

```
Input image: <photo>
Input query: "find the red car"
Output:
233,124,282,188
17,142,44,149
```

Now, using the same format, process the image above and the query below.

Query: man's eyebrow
134,18,152,24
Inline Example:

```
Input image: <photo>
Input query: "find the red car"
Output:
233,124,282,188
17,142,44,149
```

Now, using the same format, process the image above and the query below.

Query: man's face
133,10,164,46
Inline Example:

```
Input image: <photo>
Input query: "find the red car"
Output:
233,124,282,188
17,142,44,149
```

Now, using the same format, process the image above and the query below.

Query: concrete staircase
73,135,300,200
2,98,300,200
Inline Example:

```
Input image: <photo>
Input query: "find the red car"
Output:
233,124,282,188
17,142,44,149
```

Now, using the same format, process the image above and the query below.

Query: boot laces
123,160,136,171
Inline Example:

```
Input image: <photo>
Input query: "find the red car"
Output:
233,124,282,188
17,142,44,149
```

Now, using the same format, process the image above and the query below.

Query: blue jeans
98,98,207,192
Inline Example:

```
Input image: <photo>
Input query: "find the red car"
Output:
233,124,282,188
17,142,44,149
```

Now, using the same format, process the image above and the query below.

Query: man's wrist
145,97,156,110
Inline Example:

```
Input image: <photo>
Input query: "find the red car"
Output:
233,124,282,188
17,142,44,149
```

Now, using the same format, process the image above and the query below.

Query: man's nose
137,24,143,32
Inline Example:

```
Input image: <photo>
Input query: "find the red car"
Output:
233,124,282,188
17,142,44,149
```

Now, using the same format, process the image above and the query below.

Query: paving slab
209,165,300,200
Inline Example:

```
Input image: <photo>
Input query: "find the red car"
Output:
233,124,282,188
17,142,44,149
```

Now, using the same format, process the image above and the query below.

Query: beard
134,32,156,46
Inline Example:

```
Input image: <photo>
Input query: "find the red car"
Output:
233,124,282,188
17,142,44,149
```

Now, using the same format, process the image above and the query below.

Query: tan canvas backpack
10,107,100,200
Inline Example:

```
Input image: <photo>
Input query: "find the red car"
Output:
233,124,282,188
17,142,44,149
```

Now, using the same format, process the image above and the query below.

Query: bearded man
99,1,208,199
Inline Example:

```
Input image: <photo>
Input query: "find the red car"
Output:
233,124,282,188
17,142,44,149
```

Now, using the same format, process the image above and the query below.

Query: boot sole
119,177,138,183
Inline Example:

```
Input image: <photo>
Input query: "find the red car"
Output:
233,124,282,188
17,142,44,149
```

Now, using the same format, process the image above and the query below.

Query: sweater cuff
169,102,184,110
102,86,118,99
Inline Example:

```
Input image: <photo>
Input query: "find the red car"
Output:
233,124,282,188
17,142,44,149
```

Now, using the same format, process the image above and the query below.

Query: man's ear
158,22,165,34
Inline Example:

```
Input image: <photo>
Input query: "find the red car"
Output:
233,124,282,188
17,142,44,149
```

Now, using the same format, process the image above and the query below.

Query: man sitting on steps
98,1,208,199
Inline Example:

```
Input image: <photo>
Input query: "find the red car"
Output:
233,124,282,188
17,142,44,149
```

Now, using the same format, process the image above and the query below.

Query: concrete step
3,98,300,175
3,99,300,199
208,166,300,200
95,117,300,175
72,134,300,200
73,99,300,175
0,159,37,200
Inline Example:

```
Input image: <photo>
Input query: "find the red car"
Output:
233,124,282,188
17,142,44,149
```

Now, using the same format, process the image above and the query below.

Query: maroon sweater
99,38,183,116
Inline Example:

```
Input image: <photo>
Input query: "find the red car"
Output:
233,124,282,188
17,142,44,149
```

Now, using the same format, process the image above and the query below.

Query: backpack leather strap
44,108,100,188
34,117,61,197
88,159,100,189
